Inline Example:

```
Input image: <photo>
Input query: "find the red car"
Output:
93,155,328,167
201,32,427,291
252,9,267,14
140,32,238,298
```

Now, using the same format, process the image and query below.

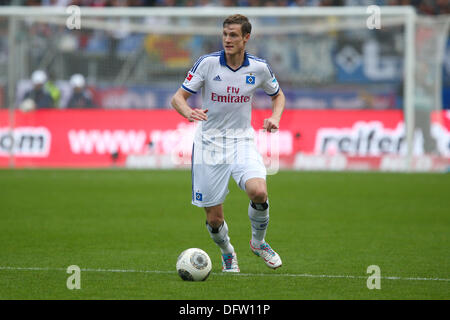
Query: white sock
205,220,234,255
248,199,269,247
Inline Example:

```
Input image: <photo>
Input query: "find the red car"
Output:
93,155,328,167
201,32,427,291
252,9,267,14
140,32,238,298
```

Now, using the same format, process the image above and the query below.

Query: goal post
1,6,448,170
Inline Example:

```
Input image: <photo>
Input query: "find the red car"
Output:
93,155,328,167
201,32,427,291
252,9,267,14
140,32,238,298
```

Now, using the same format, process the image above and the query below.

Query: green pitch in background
0,169,448,299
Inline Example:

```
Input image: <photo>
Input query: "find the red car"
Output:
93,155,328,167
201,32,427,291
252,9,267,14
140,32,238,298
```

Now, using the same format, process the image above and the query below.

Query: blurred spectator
20,70,55,111
197,0,220,6
24,0,41,5
345,0,387,5
246,0,262,6
221,0,239,5
45,72,62,107
155,0,178,5
41,0,72,6
436,0,450,15
66,74,95,108
320,0,344,5
417,1,436,15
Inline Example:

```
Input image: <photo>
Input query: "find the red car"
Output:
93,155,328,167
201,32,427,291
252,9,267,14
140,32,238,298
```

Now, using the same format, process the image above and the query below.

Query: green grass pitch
0,169,449,299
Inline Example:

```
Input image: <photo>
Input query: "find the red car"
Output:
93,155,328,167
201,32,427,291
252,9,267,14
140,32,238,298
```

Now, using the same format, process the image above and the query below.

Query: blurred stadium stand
0,4,449,168
0,1,448,111
0,1,447,16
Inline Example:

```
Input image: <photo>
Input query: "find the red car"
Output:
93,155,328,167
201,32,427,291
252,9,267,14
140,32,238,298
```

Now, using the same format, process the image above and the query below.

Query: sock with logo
248,199,270,248
205,220,234,255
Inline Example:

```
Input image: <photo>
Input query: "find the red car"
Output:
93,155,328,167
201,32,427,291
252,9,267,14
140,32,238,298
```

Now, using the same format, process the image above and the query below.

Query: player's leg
232,138,282,270
192,142,239,272
204,204,233,254
245,178,282,269
245,177,269,247
205,205,239,272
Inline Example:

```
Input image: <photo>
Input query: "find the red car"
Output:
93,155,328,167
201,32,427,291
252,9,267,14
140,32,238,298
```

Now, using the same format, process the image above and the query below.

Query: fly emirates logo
211,86,250,103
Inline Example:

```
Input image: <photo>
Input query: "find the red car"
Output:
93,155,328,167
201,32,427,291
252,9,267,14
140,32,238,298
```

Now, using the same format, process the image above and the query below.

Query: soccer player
171,14,285,272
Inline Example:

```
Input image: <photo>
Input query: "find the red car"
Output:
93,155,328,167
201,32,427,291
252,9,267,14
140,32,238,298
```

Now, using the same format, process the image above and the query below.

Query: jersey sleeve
260,63,280,97
181,56,208,94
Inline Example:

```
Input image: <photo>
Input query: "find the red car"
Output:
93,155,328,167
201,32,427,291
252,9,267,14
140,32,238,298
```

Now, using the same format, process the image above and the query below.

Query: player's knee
248,188,267,203
245,178,267,203
206,216,224,229
205,206,224,228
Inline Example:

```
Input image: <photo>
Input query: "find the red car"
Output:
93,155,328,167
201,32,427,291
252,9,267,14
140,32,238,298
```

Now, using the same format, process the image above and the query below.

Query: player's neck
225,51,245,70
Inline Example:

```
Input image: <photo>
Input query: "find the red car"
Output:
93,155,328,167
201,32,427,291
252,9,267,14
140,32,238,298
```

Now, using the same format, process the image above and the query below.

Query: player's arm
171,88,208,122
263,88,285,132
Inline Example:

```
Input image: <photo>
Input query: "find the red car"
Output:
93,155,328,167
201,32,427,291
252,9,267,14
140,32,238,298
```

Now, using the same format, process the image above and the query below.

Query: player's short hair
223,14,252,37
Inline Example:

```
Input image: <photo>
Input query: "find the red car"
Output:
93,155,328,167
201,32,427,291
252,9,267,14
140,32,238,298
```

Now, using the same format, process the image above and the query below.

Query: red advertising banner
0,110,184,167
1,109,449,171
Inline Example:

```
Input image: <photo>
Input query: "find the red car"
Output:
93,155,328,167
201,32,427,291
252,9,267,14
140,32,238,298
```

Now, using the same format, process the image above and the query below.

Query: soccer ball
176,248,212,281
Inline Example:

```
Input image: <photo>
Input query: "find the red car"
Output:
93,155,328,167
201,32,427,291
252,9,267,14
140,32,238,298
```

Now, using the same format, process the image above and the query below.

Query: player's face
222,24,249,56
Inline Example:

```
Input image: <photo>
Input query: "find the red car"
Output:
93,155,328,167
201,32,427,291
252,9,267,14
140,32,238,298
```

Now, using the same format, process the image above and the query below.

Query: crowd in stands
1,0,447,110
19,70,94,110
0,0,447,16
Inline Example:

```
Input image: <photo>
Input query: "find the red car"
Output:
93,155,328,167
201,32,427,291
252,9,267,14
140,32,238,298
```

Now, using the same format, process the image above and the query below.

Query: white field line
0,266,449,282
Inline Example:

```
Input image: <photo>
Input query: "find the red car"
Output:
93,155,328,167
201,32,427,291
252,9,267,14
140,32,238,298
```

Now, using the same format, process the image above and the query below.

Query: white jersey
181,50,280,146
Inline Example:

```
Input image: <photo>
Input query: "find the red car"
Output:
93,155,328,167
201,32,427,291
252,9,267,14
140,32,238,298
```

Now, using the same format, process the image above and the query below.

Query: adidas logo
213,75,222,81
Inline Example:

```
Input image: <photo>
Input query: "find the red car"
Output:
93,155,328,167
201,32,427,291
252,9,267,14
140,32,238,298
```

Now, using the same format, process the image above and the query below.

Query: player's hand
263,117,279,132
187,108,208,122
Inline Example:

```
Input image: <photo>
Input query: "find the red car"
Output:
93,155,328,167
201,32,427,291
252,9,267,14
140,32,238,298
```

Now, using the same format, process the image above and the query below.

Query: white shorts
191,140,266,207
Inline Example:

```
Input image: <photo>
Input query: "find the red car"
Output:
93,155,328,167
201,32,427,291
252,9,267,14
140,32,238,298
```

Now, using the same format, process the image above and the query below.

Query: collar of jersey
219,50,250,72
